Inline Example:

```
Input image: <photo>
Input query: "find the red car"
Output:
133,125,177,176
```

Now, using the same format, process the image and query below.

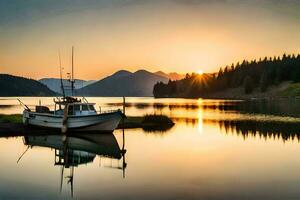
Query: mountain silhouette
77,70,168,96
154,71,185,81
0,74,55,96
39,78,95,94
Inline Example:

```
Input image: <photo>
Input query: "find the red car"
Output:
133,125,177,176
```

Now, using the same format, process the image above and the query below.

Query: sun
197,69,204,75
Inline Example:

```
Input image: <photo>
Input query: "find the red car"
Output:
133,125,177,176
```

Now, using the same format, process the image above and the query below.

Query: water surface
0,97,300,199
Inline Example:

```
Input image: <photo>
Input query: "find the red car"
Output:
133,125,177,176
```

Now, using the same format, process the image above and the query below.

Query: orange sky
1,0,300,80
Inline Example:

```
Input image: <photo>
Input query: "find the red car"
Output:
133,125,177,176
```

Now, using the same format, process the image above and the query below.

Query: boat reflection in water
22,132,126,198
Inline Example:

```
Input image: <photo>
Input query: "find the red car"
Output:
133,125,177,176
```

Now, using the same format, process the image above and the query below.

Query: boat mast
71,46,75,96
59,51,66,98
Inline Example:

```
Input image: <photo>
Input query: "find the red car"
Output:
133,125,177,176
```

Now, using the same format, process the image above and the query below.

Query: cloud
1,0,300,29
0,0,158,27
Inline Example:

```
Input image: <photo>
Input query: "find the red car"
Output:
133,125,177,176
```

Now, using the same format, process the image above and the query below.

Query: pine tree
243,76,255,94
259,71,268,92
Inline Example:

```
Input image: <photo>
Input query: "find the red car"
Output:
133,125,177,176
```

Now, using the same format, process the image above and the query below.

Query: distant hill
39,78,95,94
0,74,56,96
154,71,185,81
77,70,168,96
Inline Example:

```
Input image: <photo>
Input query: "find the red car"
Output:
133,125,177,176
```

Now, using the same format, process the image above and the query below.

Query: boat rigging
21,47,124,133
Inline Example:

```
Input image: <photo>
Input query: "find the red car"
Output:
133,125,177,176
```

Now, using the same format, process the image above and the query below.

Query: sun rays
197,69,204,75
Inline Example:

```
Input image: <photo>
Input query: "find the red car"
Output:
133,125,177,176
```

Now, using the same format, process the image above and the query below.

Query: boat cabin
34,97,97,116
54,102,97,116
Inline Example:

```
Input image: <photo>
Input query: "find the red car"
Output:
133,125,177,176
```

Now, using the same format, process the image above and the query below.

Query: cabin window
74,105,80,111
68,105,74,115
88,105,95,111
82,105,89,111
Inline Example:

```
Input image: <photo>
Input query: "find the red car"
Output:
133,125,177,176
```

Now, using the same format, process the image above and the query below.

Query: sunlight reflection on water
1,97,300,199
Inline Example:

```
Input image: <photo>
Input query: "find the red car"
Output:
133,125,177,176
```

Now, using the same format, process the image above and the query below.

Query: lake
1,97,300,199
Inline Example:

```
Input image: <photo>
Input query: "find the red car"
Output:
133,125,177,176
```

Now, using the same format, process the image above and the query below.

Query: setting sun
197,70,204,75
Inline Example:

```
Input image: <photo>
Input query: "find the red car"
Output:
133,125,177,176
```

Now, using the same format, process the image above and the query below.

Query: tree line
153,53,300,98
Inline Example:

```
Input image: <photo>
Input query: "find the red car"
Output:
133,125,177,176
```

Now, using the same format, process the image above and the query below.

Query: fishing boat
21,47,124,133
22,97,123,132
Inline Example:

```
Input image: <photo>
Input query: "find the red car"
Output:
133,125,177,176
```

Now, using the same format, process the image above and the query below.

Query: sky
1,0,300,80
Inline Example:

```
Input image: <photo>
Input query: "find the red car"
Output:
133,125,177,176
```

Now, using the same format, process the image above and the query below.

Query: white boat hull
23,110,123,132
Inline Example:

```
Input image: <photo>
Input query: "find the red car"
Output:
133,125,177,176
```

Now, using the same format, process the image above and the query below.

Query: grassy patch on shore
0,114,22,123
142,114,174,125
118,114,174,130
279,83,300,97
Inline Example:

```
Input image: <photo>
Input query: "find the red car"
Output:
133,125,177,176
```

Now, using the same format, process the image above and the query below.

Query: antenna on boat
59,51,66,98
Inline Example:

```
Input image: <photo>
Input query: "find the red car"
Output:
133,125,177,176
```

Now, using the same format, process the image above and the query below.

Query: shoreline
155,82,300,100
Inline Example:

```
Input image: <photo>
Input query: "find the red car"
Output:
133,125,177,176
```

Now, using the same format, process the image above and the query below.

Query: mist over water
0,97,300,199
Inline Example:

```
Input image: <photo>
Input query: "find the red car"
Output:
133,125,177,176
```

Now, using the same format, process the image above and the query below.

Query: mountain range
77,70,169,96
39,78,95,94
154,71,185,81
0,70,185,97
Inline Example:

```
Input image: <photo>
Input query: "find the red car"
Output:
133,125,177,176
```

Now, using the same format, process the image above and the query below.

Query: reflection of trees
107,100,300,118
142,125,173,133
155,103,239,111
218,120,300,142
106,102,240,111
172,117,199,126
236,100,300,118
141,115,175,134
173,117,300,142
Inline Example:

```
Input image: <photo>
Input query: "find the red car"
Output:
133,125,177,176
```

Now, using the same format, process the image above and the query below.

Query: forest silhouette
154,54,300,98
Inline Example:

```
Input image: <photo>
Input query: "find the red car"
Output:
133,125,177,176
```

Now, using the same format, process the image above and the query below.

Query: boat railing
24,104,121,115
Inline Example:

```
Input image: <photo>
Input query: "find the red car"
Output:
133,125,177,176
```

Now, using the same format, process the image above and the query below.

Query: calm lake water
1,97,300,199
